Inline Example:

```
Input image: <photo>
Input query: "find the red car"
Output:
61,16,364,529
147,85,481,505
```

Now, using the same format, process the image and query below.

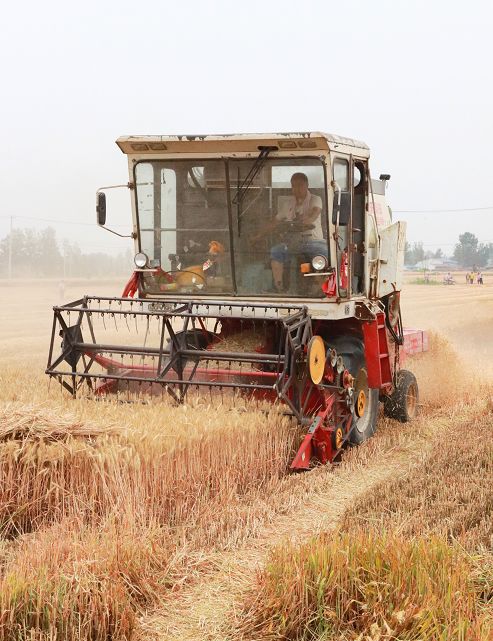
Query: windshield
135,157,328,297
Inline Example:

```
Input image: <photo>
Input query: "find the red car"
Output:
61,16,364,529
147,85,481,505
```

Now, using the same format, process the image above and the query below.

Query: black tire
350,367,379,445
384,369,419,422
326,335,365,379
325,336,379,445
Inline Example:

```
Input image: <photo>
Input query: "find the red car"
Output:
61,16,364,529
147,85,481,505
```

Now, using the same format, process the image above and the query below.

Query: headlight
311,255,327,271
134,252,148,268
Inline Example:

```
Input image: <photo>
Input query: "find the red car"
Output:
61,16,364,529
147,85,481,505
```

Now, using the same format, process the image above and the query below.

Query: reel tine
144,314,150,346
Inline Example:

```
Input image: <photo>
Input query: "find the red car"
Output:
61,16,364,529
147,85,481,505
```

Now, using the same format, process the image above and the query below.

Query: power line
411,240,493,247
394,206,493,213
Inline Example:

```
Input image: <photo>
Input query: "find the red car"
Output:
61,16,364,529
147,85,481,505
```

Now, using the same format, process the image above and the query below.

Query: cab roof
116,132,370,156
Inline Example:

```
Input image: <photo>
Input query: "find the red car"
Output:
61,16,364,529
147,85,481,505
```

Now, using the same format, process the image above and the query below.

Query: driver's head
290,172,309,200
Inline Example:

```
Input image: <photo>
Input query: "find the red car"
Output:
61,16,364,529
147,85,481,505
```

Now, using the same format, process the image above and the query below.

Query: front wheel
350,367,379,445
384,369,419,422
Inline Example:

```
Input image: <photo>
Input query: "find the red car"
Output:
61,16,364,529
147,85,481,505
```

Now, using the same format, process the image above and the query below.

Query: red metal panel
363,313,393,389
362,319,382,388
377,312,392,386
290,394,337,471
422,331,429,352
403,329,429,355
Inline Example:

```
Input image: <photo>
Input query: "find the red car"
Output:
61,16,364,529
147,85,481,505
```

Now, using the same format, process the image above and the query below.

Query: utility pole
8,216,12,279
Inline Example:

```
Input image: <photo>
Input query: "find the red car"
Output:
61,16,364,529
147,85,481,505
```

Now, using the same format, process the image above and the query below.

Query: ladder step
377,324,385,329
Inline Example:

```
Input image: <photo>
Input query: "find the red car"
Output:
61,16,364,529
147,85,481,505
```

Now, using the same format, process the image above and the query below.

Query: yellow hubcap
407,383,417,418
356,390,366,417
308,336,326,384
334,427,343,450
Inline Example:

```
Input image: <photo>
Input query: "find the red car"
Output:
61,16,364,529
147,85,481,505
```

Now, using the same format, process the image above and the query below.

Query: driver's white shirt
276,190,323,241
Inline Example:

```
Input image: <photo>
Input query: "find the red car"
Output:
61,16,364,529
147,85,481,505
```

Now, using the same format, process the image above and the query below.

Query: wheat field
0,277,492,640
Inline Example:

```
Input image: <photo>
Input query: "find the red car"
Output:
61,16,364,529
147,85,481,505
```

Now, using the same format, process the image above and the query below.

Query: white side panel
143,297,368,320
369,194,392,229
378,221,406,296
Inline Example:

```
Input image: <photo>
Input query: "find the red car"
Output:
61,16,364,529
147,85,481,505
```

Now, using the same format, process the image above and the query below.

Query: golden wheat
238,392,493,640
0,279,492,639
240,531,492,641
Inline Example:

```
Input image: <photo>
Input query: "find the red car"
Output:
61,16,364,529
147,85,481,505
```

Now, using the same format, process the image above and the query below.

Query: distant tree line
405,232,492,268
0,227,132,278
452,232,492,268
404,242,442,266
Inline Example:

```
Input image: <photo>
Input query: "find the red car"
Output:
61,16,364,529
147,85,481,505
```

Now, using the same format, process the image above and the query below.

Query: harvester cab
47,132,424,470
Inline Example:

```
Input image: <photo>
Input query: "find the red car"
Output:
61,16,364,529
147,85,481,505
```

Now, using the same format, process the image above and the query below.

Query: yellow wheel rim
407,383,417,418
334,427,343,450
308,336,326,384
356,389,366,417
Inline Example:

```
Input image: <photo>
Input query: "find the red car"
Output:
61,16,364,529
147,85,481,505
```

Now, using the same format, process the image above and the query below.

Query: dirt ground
400,275,493,377
0,278,124,365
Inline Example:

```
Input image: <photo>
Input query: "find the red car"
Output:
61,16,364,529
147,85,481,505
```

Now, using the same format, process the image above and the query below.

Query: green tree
454,232,479,267
37,227,62,276
477,242,493,267
404,241,425,266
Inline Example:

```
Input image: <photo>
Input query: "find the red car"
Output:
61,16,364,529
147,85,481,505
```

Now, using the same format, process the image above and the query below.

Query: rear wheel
384,369,419,422
350,367,379,444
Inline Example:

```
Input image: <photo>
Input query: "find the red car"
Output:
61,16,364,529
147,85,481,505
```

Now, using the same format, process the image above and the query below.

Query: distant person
477,271,483,285
471,271,477,284
465,272,470,284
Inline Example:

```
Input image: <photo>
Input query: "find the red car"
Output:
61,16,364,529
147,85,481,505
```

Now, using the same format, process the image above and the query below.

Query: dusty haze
0,0,492,257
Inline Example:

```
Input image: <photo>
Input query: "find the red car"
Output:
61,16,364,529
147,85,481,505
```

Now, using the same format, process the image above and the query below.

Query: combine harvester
47,132,427,470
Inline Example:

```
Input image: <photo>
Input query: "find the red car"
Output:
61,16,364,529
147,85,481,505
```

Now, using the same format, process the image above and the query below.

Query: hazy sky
1,0,492,256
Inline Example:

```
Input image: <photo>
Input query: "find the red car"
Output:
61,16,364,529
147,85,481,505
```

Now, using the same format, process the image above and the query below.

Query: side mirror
96,192,106,226
332,192,351,226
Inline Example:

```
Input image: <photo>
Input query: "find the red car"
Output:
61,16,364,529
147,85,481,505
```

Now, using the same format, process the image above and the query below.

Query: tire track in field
137,409,448,641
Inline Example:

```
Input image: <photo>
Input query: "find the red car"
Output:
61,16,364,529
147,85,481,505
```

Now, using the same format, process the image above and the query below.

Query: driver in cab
253,172,327,292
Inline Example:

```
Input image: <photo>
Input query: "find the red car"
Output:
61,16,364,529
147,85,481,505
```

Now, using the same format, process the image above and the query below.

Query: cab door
331,156,368,297
350,159,368,296
331,156,351,297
